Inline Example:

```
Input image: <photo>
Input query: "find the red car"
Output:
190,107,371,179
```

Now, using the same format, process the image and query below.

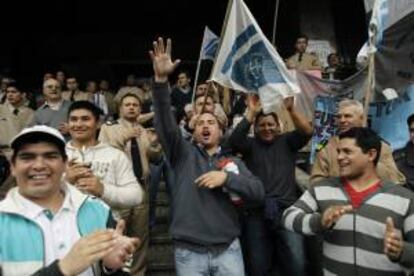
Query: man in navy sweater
149,37,264,276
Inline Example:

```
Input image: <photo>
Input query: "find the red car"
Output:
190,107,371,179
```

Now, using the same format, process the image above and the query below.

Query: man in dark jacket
149,37,264,276
226,94,312,276
396,113,414,189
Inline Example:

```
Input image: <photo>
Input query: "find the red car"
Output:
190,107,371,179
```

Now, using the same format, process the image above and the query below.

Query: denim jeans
240,209,307,276
174,239,245,276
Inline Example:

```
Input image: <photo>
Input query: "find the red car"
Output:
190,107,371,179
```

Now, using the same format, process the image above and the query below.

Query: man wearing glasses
29,78,72,137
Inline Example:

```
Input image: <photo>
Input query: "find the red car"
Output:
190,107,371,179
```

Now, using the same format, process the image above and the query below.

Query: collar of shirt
196,143,222,157
119,117,140,127
5,102,16,113
15,186,75,221
44,99,64,111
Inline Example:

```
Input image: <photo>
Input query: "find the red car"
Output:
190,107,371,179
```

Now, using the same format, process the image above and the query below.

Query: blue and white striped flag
211,0,299,113
200,27,220,61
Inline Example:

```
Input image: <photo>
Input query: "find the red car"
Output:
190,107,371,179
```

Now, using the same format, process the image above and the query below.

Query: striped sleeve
400,200,414,269
282,189,322,235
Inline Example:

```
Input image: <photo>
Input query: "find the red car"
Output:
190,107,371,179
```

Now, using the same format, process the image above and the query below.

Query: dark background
0,0,366,89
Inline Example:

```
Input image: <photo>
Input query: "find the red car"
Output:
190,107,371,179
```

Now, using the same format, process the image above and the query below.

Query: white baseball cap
10,125,66,150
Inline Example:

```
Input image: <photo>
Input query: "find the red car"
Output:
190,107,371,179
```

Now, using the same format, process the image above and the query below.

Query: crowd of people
0,35,413,276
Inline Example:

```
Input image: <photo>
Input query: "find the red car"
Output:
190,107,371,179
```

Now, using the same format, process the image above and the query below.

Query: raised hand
384,217,404,261
149,37,181,82
246,94,262,123
283,96,295,112
321,205,353,230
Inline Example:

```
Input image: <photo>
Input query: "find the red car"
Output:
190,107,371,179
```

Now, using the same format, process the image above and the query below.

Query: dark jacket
396,142,414,190
226,117,310,206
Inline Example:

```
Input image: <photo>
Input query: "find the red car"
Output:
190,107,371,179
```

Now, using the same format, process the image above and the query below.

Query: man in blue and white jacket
0,125,139,275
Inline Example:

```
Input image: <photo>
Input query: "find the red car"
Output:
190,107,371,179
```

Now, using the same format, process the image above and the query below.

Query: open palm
149,37,181,81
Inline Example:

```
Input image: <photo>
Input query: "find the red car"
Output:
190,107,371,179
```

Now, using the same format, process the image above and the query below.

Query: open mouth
201,130,211,141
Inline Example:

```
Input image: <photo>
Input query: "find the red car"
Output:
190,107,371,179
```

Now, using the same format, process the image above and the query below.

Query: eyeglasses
46,85,61,89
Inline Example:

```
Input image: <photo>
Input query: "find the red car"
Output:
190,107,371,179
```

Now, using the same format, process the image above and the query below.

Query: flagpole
209,0,234,80
363,49,375,126
271,0,281,45
363,0,379,126
192,29,205,103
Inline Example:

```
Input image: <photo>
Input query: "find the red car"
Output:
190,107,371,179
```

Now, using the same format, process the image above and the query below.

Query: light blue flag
211,0,299,113
200,26,220,61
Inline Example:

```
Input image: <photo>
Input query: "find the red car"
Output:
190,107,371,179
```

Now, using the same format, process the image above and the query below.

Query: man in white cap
0,125,139,275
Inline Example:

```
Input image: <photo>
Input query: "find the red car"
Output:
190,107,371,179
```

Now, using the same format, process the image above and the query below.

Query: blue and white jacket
0,184,114,276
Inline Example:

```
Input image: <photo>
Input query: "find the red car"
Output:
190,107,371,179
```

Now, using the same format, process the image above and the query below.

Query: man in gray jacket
149,37,265,276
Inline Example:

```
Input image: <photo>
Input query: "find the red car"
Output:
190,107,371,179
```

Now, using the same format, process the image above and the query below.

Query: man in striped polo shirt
283,127,414,275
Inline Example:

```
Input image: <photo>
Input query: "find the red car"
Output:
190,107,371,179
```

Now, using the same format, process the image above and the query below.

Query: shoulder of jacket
104,119,119,126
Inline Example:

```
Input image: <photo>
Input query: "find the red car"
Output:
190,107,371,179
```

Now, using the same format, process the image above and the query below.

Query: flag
193,27,220,91
369,85,414,150
210,0,299,113
360,0,414,95
200,27,220,61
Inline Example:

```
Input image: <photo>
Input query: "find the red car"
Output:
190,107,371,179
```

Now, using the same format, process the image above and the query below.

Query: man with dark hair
226,94,312,276
286,34,322,71
150,37,264,276
90,80,116,118
171,70,193,122
62,76,90,102
283,127,414,275
65,101,143,214
0,84,34,159
56,70,66,90
0,125,139,275
396,114,414,190
0,77,12,104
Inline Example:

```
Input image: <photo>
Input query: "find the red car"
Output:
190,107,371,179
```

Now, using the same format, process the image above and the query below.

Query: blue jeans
240,209,307,276
174,239,245,276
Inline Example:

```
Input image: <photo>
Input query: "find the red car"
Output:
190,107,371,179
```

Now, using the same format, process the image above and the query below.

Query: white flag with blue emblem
210,0,300,113
200,27,220,61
